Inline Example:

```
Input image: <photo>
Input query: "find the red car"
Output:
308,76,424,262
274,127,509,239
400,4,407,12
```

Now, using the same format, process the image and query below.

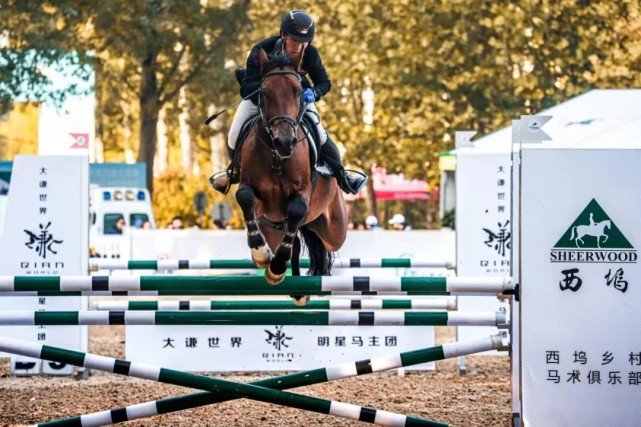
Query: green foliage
312,0,641,192
0,1,95,110
152,169,243,229
2,0,641,228
442,208,456,230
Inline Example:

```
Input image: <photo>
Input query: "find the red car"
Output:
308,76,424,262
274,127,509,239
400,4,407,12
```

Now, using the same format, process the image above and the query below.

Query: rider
210,10,367,195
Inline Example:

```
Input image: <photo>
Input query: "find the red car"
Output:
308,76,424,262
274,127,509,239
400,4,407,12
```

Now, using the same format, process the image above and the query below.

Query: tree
0,1,94,111
1,0,249,193
313,0,641,204
83,0,249,193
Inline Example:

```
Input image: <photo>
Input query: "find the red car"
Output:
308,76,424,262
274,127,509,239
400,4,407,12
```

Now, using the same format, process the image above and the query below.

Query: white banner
38,97,94,159
36,60,95,160
521,148,641,426
119,230,455,371
0,155,89,375
126,325,435,372
455,151,510,349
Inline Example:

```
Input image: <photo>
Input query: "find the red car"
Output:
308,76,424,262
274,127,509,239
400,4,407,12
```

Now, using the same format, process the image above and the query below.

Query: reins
257,69,307,153
255,67,308,217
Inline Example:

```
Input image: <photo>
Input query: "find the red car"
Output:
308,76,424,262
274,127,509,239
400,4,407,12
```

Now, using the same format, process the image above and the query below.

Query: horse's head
257,49,305,159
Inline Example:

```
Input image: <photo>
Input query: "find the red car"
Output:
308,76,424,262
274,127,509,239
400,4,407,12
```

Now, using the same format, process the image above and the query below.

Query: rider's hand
303,88,315,104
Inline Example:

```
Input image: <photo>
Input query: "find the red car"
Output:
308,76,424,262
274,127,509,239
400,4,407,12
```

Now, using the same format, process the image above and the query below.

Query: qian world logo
550,199,637,263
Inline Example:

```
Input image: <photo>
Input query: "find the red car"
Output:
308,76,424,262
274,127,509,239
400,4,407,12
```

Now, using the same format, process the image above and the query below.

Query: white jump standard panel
520,148,641,427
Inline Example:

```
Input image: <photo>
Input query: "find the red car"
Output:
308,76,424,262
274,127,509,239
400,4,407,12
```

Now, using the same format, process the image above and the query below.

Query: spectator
388,213,412,231
212,219,225,230
142,220,152,230
169,216,184,229
108,216,125,235
364,215,381,230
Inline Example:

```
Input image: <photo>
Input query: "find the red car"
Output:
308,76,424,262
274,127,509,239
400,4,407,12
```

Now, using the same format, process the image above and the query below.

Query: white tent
469,89,641,151
441,89,641,214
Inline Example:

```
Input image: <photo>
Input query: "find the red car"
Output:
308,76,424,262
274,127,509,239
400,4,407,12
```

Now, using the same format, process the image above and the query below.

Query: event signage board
123,231,452,371
126,324,436,371
520,148,641,426
455,151,510,348
0,155,89,375
36,61,95,160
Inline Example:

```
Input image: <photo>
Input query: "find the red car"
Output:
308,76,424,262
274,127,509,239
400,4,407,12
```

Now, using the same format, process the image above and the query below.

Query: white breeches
227,100,327,149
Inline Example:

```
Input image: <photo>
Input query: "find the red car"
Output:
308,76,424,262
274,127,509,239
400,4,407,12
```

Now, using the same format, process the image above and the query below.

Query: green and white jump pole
0,310,508,327
92,298,457,311
89,258,455,271
22,334,507,427
0,275,513,296
0,336,449,427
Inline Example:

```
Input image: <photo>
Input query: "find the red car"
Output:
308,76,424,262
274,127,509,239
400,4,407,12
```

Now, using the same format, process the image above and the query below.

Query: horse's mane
261,51,296,75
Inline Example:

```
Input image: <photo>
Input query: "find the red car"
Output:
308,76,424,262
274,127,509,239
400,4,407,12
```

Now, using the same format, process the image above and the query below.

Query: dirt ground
0,324,512,427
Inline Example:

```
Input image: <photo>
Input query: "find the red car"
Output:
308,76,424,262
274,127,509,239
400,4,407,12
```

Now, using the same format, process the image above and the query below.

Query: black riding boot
320,136,367,195
209,146,240,195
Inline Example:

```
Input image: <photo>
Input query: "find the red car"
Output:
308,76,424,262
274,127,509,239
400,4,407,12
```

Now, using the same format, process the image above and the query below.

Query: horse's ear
258,48,269,74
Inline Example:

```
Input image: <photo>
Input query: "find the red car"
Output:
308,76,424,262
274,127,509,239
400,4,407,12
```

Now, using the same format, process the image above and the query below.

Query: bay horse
235,49,347,305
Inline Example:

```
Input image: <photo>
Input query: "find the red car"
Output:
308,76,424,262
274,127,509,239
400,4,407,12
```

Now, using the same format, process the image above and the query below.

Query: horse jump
0,275,512,295
89,257,455,271
1,335,506,427
0,310,507,327
92,298,458,311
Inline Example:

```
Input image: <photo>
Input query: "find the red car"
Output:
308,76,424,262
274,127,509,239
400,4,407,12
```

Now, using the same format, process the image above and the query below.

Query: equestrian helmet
281,10,315,42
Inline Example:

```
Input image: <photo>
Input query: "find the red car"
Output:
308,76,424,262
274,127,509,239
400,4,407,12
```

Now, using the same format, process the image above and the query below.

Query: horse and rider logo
550,199,637,263
568,215,611,248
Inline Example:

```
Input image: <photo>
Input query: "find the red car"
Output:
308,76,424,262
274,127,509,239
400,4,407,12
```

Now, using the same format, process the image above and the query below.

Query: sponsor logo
264,325,293,351
550,199,636,263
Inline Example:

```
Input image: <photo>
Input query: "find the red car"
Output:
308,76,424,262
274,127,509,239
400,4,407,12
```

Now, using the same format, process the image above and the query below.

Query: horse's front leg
265,195,308,285
236,184,272,268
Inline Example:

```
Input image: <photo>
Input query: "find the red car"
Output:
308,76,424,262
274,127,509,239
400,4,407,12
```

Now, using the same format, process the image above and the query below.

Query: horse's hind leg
265,195,308,285
236,184,272,268
288,234,310,306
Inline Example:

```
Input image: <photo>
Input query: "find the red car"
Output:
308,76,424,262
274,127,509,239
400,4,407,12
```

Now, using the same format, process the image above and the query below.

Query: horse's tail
570,226,577,241
291,234,301,277
299,226,334,276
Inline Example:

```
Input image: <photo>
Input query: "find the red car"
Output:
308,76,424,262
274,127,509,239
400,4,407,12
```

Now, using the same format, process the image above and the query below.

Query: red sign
345,167,437,201
69,133,89,149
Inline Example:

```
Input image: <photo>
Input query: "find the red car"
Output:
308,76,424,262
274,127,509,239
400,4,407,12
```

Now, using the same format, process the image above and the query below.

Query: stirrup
209,167,239,195
340,169,368,195
209,171,231,195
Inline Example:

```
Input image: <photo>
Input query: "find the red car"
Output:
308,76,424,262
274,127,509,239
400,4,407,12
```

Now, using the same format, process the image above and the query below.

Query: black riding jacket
240,36,331,105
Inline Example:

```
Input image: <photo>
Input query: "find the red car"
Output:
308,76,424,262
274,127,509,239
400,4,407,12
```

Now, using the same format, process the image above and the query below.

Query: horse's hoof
251,246,273,269
290,295,310,306
265,266,285,285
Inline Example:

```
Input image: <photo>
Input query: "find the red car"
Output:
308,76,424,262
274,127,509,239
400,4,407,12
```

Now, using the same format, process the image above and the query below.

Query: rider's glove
303,88,315,104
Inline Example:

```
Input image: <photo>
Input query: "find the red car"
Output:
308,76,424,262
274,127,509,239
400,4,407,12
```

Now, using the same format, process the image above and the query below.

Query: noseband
258,69,306,143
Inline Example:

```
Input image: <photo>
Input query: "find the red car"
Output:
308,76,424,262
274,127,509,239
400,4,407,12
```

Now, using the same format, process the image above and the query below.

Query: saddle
219,65,331,194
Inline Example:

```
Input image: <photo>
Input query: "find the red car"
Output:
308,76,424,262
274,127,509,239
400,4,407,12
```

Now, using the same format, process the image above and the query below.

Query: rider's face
283,35,309,55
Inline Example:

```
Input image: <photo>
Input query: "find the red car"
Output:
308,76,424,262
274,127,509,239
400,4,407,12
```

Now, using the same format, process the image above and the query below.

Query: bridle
257,69,306,145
